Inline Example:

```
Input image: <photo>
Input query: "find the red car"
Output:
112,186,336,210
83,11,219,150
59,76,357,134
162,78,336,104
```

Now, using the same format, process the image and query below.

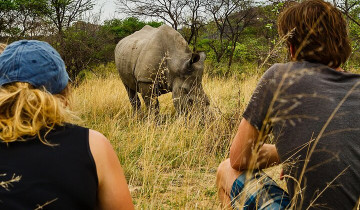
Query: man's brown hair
278,0,351,68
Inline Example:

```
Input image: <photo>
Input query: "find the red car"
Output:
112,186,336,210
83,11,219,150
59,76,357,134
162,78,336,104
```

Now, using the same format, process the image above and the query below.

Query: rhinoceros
115,25,210,114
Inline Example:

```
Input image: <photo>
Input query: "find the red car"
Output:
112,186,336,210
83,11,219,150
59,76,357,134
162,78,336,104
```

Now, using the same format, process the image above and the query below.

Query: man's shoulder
266,61,323,73
262,62,294,80
263,61,338,83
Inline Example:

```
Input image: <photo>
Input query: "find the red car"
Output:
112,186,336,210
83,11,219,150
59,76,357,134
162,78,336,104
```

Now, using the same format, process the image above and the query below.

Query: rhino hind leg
124,84,141,112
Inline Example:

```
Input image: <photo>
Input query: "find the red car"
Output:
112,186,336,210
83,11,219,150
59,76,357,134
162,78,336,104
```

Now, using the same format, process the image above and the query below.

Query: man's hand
230,118,280,171
256,144,280,169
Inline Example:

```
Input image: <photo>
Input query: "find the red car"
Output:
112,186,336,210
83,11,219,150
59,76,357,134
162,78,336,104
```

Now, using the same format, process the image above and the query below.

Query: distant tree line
0,0,163,80
1,0,360,79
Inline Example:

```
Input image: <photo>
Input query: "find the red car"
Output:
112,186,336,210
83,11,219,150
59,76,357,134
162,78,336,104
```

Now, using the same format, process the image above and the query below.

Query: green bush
102,17,162,43
46,21,115,81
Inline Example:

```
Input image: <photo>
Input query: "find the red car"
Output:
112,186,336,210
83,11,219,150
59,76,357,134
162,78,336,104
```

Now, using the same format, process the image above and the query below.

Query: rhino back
132,26,174,83
157,25,192,56
133,25,193,84
115,25,159,89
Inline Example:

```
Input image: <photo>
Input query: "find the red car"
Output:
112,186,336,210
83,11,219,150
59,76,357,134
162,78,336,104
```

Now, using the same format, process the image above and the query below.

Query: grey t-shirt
243,61,360,209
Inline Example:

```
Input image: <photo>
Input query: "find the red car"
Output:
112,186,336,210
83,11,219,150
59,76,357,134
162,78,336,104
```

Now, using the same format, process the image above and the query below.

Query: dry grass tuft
0,173,21,191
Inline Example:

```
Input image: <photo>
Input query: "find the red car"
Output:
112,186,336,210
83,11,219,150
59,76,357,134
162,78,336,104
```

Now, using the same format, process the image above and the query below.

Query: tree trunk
227,35,240,74
227,47,235,75
193,31,198,52
187,25,195,44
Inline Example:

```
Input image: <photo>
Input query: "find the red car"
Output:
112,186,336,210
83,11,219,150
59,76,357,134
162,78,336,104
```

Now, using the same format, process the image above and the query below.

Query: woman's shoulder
88,129,112,155
44,123,80,135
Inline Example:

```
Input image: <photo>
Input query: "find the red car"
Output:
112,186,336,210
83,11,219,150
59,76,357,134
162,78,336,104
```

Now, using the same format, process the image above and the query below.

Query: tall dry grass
71,21,360,208
71,63,282,209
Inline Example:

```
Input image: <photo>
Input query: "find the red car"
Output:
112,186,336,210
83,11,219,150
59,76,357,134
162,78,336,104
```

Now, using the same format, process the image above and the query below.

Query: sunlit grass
72,63,283,209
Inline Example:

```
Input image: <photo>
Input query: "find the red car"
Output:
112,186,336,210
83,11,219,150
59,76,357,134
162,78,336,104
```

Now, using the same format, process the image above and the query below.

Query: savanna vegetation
2,0,360,79
2,0,360,208
72,63,286,208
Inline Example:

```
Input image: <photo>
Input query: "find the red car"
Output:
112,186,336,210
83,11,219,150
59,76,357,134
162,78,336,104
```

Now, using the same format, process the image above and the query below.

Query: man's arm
229,118,280,170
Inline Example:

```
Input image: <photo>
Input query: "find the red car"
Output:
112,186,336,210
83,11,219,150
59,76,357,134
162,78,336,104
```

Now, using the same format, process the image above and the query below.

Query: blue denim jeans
230,171,290,210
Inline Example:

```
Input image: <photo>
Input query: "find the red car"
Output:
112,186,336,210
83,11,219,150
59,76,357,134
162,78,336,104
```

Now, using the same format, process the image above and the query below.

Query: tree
14,0,48,37
205,0,257,72
49,21,115,81
43,0,94,34
0,0,47,37
103,17,162,43
332,0,360,27
0,0,16,36
181,0,206,50
117,0,186,30
0,0,94,38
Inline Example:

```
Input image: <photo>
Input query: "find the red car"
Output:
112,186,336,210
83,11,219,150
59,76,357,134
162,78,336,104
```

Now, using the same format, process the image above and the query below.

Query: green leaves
103,17,162,41
0,0,94,36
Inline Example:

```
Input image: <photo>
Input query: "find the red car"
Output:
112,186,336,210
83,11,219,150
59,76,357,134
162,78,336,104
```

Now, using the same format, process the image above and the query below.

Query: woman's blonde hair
0,43,7,54
0,82,78,144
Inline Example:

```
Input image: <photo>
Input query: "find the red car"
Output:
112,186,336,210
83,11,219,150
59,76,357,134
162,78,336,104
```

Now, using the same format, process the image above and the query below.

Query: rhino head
167,52,210,114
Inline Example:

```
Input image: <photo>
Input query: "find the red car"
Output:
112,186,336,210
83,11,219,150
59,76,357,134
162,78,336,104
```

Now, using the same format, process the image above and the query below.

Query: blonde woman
0,40,134,209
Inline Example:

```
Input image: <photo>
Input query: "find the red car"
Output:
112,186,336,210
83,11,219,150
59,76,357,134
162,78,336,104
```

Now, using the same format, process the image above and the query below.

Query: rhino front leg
124,84,141,112
138,82,160,115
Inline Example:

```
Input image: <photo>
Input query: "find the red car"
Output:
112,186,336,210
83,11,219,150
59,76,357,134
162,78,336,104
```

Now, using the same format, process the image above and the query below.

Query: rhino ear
198,52,206,61
190,53,201,65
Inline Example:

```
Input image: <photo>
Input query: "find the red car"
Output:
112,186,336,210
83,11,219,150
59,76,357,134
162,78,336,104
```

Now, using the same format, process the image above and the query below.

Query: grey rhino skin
115,25,210,114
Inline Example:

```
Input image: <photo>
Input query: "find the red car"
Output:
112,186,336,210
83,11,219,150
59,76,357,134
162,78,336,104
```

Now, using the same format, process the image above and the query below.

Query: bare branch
117,0,187,30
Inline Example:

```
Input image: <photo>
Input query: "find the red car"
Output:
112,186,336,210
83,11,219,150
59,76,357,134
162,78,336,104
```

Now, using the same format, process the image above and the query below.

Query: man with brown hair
216,0,360,209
